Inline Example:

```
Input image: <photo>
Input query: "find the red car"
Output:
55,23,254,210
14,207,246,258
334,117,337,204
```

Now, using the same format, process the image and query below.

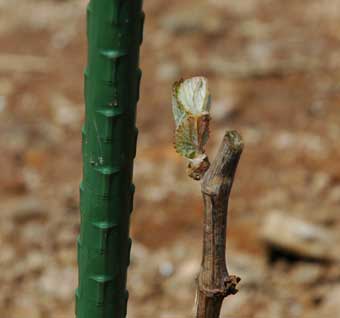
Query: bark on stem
195,130,243,318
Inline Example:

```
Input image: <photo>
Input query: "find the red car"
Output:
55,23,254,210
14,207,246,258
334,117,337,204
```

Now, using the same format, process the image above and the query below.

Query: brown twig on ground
195,130,243,318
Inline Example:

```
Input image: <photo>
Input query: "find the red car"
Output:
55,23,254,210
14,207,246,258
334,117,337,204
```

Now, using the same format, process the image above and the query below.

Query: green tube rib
76,1,144,317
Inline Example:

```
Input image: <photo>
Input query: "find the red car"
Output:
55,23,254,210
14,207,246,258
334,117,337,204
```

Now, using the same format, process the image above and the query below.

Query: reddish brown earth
1,0,340,317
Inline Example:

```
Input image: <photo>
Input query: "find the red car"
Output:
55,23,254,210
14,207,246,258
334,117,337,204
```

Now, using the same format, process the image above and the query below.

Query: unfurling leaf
172,76,211,180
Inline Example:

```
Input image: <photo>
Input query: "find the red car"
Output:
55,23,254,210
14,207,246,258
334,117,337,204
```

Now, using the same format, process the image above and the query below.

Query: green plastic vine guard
76,1,144,317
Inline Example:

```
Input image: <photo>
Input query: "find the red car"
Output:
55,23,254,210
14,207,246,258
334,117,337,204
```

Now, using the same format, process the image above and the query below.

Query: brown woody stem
195,130,243,318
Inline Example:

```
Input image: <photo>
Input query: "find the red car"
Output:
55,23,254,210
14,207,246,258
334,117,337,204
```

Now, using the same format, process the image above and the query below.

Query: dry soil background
1,0,340,317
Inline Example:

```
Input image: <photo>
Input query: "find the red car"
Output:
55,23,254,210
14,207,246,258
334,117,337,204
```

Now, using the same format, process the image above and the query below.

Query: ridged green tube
76,1,144,317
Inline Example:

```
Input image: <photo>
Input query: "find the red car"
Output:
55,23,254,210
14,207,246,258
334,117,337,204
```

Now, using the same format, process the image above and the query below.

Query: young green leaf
172,77,211,180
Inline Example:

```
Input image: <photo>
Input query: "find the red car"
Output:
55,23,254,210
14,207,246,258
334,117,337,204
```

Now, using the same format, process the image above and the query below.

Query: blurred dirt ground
2,0,340,317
